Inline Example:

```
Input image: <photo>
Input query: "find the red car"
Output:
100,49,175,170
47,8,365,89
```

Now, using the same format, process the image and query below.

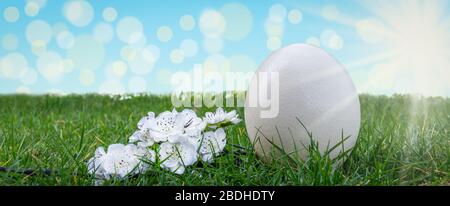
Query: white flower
87,144,155,180
129,112,156,147
179,109,206,137
204,108,241,128
139,109,206,145
198,128,227,163
88,108,238,178
148,109,185,142
224,110,241,124
129,130,155,148
167,109,206,145
137,112,155,130
158,142,197,175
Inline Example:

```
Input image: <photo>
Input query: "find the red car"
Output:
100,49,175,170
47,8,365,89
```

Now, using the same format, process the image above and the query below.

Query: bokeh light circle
79,69,95,86
102,7,117,22
288,9,303,24
56,30,75,50
268,4,287,23
93,23,114,44
120,46,135,61
180,39,198,58
52,22,68,36
322,5,339,21
157,26,173,42
179,15,196,31
2,34,19,51
20,68,38,85
320,29,344,50
170,49,184,64
199,9,226,38
37,51,65,82
220,3,253,41
306,36,321,47
128,32,147,47
146,44,160,61
63,0,94,27
31,40,47,56
267,36,282,51
328,35,344,50
264,18,284,37
4,7,20,23
67,35,105,71
203,37,223,53
0,52,28,79
128,47,156,75
25,2,40,17
116,16,144,44
27,0,47,8
106,60,128,79
62,58,74,73
26,20,52,44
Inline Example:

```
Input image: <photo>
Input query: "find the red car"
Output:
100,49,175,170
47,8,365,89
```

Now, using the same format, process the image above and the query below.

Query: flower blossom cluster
87,108,241,180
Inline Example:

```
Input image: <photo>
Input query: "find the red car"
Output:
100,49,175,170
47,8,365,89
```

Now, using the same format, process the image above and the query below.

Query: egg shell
245,44,360,162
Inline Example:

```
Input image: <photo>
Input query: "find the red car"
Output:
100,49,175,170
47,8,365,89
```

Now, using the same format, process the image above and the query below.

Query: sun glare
356,0,450,96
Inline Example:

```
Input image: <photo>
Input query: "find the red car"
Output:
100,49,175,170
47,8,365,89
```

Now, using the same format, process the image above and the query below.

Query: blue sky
1,0,449,96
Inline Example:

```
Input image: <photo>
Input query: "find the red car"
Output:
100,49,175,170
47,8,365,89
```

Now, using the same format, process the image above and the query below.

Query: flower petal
137,113,154,130
150,111,177,134
107,144,126,153
95,147,106,158
214,128,227,151
168,134,184,144
129,130,142,143
204,112,216,124
198,128,227,157
93,144,148,179
159,142,179,168
201,153,213,163
178,142,198,166
174,112,187,131
150,130,169,142
171,165,185,175
147,149,156,163
225,110,237,119
230,117,241,124
216,107,225,117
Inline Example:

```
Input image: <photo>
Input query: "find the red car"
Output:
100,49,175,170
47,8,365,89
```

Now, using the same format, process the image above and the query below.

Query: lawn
0,94,448,186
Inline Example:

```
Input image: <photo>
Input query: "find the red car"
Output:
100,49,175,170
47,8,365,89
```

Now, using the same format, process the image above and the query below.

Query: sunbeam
357,0,450,96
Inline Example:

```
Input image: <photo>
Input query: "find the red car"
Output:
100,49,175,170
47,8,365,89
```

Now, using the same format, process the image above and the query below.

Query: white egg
245,44,360,162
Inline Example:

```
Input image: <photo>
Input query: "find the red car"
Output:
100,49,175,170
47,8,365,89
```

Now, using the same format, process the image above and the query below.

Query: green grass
0,94,448,186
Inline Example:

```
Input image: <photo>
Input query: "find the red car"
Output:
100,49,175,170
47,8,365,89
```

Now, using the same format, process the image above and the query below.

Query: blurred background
0,0,449,96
